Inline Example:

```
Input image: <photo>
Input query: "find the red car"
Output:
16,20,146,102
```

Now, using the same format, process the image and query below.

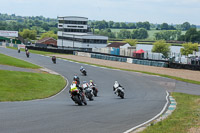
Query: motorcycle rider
18,46,20,53
89,80,95,87
80,66,84,72
113,81,123,95
73,75,80,85
69,81,79,101
82,81,89,90
26,50,30,58
52,56,56,63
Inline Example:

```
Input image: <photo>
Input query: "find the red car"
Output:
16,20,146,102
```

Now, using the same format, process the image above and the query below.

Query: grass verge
0,53,41,69
58,57,200,85
140,92,200,133
8,47,56,55
0,70,66,101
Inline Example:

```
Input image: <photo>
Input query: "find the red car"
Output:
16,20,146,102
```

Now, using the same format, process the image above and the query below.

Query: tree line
0,13,199,42
90,20,196,31
0,13,57,34
95,28,148,39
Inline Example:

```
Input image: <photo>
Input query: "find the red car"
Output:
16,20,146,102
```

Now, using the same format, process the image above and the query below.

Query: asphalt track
0,47,200,133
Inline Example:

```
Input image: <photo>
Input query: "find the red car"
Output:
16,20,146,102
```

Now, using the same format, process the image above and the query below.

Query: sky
0,0,200,25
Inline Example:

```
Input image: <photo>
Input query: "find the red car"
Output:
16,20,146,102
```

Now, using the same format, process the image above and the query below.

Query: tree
180,43,199,56
131,28,148,39
120,22,127,29
125,39,137,46
154,30,182,40
137,28,148,39
143,21,150,30
160,23,169,30
185,28,200,42
181,22,191,31
40,31,58,40
95,29,116,38
127,23,136,29
19,29,37,40
108,21,114,28
113,22,120,28
152,40,171,57
118,29,131,39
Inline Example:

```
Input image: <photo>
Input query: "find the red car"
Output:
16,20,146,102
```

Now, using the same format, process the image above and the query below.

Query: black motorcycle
80,69,87,76
115,87,124,99
26,51,29,58
52,56,56,64
71,90,87,106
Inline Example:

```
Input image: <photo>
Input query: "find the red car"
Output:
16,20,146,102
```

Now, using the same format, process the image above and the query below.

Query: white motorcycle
82,82,93,101
113,83,124,99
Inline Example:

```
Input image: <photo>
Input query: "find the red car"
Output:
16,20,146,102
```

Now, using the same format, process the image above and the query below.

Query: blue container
110,48,120,55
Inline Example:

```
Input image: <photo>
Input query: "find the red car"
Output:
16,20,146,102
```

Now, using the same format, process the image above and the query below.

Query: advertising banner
0,30,18,37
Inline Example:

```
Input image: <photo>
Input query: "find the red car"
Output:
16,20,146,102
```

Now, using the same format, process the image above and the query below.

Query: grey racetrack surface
0,47,200,133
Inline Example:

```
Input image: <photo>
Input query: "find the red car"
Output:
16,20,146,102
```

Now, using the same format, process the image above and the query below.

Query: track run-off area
0,47,200,133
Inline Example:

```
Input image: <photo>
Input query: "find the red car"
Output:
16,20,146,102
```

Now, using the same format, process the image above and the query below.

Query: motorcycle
89,83,98,97
70,84,87,106
82,83,93,101
80,68,87,76
113,83,124,99
52,56,56,64
115,86,124,99
26,51,30,58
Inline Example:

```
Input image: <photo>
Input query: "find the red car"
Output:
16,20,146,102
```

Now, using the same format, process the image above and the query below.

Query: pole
73,35,74,48
62,32,63,49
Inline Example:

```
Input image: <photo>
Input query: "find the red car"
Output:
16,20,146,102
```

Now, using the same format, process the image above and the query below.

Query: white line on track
123,91,170,133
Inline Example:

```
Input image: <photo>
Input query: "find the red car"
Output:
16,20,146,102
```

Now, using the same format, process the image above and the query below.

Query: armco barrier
81,52,167,68
132,59,138,64
121,58,127,62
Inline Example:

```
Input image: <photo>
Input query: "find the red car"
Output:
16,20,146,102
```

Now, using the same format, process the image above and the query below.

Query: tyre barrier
90,53,167,67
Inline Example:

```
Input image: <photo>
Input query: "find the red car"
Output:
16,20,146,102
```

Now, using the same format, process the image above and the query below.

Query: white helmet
115,81,118,84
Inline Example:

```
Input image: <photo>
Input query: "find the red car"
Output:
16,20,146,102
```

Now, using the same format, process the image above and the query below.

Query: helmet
83,81,87,83
90,80,93,82
115,81,118,84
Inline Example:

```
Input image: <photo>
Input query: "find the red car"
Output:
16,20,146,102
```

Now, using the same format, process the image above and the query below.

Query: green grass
0,53,41,69
141,92,200,133
8,47,56,55
0,70,66,101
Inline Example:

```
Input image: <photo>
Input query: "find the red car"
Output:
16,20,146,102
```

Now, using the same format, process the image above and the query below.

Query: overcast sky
0,0,200,25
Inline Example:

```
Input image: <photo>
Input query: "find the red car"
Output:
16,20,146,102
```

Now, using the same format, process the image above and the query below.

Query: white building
57,16,108,48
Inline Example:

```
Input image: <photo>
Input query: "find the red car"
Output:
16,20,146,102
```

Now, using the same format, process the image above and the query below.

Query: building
36,37,57,47
57,16,108,48
107,42,131,48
